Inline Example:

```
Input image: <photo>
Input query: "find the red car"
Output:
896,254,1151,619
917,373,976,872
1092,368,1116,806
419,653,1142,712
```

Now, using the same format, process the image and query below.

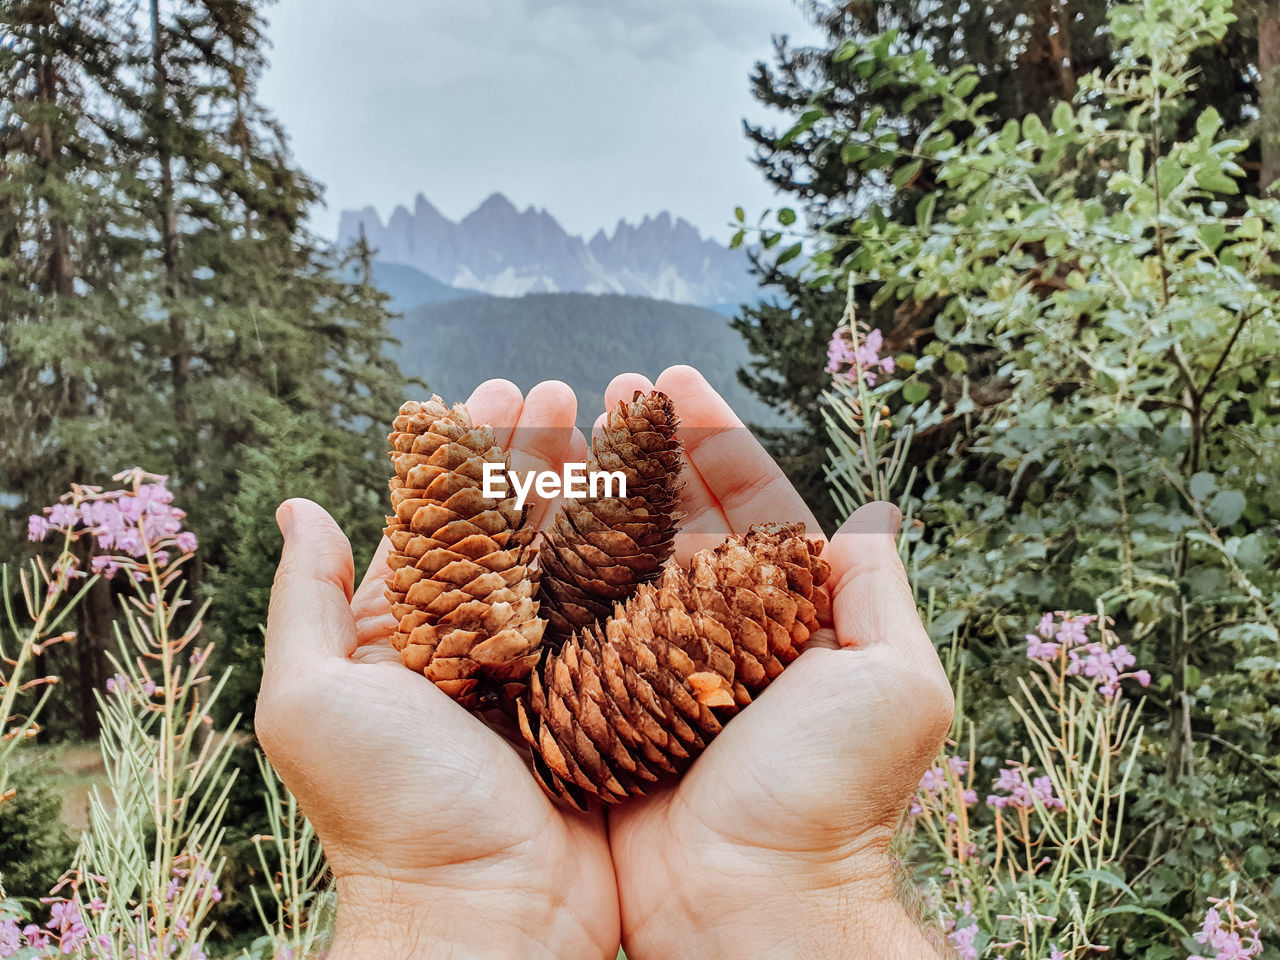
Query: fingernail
275,502,295,540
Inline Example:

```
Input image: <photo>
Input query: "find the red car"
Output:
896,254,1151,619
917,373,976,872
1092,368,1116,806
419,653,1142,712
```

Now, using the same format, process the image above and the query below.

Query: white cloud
257,0,822,242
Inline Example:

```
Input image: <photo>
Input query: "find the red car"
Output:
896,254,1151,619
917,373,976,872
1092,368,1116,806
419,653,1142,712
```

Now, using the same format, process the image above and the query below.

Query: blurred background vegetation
2,0,1278,955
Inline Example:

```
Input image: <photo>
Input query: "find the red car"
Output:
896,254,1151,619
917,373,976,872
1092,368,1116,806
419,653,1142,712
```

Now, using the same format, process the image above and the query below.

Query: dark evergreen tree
0,0,410,735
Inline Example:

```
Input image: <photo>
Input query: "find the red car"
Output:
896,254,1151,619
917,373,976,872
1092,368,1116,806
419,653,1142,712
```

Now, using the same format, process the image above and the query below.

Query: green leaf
1196,166,1238,195
1196,105,1222,139
1189,472,1216,499
1095,904,1189,937
733,206,745,223
1023,113,1047,146
1244,844,1271,877
1076,868,1136,899
1052,100,1074,131
841,142,869,164
1207,488,1246,526
777,207,796,227
892,160,922,188
902,381,928,403
775,242,803,266
916,193,936,227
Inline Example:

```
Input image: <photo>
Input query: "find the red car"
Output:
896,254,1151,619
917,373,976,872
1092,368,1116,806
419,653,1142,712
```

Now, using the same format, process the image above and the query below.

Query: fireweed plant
823,297,1263,955
0,471,326,959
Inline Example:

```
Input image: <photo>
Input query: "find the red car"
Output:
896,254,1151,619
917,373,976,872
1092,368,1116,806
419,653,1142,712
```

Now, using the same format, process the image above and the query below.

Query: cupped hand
254,380,618,960
601,367,954,960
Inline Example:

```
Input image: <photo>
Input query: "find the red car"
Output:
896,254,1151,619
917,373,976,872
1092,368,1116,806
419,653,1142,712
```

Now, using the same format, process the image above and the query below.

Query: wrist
623,845,942,960
327,872,607,960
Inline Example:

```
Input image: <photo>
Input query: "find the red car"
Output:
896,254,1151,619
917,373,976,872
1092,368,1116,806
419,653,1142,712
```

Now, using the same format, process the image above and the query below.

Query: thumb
825,502,930,657
264,498,358,677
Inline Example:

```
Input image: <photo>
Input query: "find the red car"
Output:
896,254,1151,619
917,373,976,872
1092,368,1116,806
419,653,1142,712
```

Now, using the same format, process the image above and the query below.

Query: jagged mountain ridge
339,192,758,305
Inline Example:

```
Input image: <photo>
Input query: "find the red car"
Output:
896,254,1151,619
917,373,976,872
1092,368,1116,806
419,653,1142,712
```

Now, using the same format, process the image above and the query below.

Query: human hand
254,380,619,960
603,366,953,959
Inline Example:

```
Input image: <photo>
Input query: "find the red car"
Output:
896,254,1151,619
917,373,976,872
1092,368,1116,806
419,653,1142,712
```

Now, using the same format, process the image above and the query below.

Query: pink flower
32,473,198,577
47,503,78,528
27,514,50,542
91,554,120,578
44,898,88,953
826,326,897,386
1026,611,1149,698
0,917,22,957
21,925,49,950
1189,897,1264,959
987,763,1065,812
911,754,977,816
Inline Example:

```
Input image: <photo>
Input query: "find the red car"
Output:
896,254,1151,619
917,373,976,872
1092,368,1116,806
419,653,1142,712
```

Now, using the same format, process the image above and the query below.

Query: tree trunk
1260,3,1280,192
35,33,74,297
1022,0,1077,109
150,0,200,591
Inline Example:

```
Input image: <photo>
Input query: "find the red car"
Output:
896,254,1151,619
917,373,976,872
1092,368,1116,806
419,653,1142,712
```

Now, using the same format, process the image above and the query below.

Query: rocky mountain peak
338,193,757,305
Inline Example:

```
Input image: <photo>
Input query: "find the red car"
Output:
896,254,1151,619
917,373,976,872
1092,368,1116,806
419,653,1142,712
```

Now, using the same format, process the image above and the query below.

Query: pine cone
516,522,832,809
383,398,545,708
537,390,683,646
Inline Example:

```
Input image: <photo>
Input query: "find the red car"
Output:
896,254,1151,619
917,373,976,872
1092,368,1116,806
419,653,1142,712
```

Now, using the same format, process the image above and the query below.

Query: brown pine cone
516,522,832,809
383,398,545,709
536,390,683,646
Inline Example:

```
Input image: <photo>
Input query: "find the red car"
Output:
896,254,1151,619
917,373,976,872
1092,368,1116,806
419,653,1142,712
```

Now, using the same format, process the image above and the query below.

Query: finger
352,536,398,647
568,427,589,464
826,502,932,661
466,378,524,449
603,372,655,410
655,365,822,538
507,380,578,529
354,536,393,601
594,372,654,447
599,370,730,558
264,499,359,678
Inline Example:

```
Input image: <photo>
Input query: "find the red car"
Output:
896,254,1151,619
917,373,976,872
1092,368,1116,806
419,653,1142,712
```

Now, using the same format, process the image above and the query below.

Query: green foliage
0,779,77,905
734,0,1261,535
813,0,1280,951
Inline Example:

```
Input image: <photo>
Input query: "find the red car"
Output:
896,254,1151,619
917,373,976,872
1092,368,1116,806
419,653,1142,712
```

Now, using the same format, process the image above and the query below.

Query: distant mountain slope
368,261,477,313
389,292,782,432
341,193,759,306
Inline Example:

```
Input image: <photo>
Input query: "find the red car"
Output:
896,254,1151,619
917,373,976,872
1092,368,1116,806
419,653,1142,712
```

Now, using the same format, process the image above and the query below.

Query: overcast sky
258,0,821,243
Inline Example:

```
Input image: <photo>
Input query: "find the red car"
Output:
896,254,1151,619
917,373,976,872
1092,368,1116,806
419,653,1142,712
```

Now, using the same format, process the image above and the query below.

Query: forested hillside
392,292,781,430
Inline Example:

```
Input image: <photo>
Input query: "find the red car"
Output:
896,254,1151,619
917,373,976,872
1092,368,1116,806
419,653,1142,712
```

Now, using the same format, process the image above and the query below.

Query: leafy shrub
0,778,77,905
808,0,1280,952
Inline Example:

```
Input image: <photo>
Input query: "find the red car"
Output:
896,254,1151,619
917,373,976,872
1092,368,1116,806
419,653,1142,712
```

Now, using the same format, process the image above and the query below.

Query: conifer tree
0,0,410,733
